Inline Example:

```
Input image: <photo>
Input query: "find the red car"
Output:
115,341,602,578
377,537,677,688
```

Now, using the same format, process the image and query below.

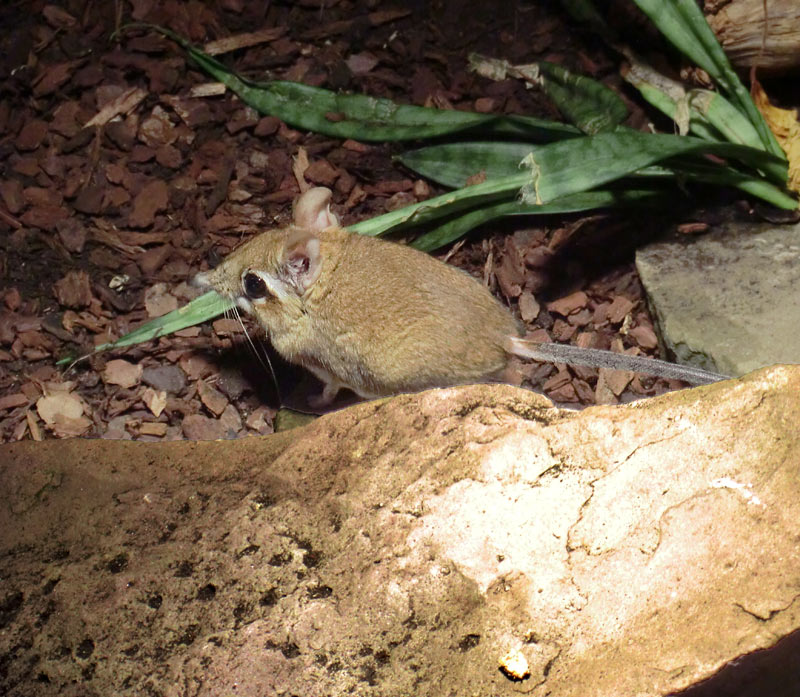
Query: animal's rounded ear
280,233,322,293
293,187,339,232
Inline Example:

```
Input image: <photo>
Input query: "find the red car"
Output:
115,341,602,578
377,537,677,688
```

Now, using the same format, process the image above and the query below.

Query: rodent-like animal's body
195,187,725,405
195,188,521,404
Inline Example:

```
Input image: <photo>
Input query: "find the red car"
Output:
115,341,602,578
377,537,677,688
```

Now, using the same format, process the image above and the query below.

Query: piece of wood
707,0,800,73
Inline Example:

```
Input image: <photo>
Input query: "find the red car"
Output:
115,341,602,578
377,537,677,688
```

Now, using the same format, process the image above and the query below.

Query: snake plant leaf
121,23,579,143
56,291,234,365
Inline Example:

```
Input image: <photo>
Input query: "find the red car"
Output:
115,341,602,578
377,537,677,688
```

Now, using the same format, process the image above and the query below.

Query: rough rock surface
636,221,800,376
2,367,800,696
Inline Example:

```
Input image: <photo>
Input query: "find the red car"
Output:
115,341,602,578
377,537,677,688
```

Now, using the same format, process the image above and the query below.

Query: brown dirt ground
0,0,759,442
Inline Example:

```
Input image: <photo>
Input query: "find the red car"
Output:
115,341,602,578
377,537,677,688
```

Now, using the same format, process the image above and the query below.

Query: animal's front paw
308,392,334,410
307,380,342,410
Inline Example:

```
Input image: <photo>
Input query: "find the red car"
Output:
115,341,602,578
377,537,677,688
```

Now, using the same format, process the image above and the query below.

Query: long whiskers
229,303,281,402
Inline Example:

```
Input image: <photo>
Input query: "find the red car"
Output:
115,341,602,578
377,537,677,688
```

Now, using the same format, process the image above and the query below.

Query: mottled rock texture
2,366,799,696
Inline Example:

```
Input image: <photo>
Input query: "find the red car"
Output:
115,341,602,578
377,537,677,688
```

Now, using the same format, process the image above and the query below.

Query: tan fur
195,188,521,403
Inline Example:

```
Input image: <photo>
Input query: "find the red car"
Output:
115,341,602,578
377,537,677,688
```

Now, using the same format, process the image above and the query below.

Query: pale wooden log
707,0,800,72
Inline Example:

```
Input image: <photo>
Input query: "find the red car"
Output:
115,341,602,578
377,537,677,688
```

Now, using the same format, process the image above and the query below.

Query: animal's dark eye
242,272,268,300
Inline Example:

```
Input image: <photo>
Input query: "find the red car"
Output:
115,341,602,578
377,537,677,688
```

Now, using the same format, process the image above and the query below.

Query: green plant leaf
56,291,234,365
663,160,798,209
348,177,528,237
399,131,788,201
558,0,612,35
535,60,628,134
123,23,579,143
411,188,668,252
397,142,540,188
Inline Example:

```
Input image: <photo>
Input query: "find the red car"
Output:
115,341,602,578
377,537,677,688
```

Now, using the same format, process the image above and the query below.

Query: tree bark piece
708,0,800,73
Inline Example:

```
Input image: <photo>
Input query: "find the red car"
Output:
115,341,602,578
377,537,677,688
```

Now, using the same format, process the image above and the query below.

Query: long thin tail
507,337,727,386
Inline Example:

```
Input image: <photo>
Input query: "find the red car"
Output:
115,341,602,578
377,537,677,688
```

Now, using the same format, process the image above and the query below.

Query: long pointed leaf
535,60,628,134
56,291,234,364
125,23,579,142
348,177,528,237
411,188,667,252
400,131,787,202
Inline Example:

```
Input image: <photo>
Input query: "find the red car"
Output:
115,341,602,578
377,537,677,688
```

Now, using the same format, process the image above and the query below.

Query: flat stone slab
636,221,800,376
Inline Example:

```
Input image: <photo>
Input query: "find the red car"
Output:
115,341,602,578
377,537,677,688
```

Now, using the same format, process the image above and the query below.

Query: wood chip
594,377,617,404
305,159,339,186
542,369,571,392
139,421,167,437
346,52,379,75
189,82,228,98
20,205,69,231
677,222,709,235
0,179,25,214
179,353,216,380
103,359,143,388
600,366,634,396
53,271,93,309
547,291,588,316
198,380,229,416
84,87,147,128
246,406,275,434
518,290,540,323
567,308,593,327
56,218,88,252
342,139,370,153
212,318,244,335
42,4,78,28
129,179,169,228
606,296,636,324
220,403,242,433
496,242,526,299
547,380,579,402
629,324,659,349
15,120,49,150
204,27,286,55
4,288,21,311
0,393,29,410
26,410,43,441
142,387,168,418
182,413,230,441
144,283,179,318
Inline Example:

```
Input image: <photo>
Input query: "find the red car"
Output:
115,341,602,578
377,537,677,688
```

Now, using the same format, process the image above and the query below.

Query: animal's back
307,230,520,394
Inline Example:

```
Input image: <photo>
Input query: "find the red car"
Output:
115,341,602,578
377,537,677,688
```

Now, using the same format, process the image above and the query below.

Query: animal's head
193,187,339,325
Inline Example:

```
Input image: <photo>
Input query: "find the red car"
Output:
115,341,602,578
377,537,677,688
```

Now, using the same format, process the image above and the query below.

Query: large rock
1,367,799,696
636,221,800,377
